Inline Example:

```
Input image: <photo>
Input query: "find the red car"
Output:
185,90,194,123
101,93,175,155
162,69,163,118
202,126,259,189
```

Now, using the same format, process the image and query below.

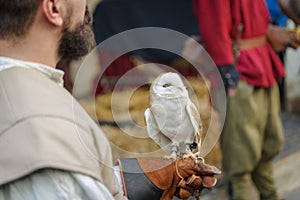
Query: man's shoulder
0,67,97,134
1,67,69,116
0,67,111,186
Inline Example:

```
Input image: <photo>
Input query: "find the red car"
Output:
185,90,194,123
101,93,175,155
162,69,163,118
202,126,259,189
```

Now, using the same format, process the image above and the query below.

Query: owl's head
151,72,188,98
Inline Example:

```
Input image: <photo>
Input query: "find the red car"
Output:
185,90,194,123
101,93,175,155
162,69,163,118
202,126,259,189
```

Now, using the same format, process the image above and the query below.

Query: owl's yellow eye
163,84,170,88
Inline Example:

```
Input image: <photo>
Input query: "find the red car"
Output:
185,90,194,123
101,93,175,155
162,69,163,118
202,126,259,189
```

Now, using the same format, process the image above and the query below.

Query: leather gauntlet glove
116,157,221,200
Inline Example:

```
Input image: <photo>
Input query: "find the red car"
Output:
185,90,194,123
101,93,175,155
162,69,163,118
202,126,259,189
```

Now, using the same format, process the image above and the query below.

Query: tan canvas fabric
0,67,124,199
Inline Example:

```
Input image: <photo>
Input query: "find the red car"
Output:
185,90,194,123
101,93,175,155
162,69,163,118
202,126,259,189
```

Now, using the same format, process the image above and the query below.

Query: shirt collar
0,56,65,87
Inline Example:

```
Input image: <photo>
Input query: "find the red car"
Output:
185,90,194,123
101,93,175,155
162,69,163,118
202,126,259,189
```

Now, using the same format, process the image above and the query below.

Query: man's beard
57,14,95,61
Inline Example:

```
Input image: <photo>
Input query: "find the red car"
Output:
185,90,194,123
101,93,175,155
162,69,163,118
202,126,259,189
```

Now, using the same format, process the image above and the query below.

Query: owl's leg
183,142,195,159
183,140,200,161
164,142,179,160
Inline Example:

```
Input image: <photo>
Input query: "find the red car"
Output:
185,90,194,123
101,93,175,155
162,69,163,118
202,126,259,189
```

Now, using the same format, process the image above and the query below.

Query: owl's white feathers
144,72,203,159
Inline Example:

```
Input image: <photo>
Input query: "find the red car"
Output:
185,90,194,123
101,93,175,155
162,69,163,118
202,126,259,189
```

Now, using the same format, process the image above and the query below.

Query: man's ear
42,0,64,27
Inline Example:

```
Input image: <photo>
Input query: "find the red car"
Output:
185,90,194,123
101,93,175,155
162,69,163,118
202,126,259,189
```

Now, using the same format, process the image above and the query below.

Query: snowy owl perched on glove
144,72,203,160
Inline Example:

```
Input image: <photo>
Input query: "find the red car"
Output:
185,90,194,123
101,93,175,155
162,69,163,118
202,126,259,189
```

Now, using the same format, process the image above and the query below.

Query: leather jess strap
238,35,267,50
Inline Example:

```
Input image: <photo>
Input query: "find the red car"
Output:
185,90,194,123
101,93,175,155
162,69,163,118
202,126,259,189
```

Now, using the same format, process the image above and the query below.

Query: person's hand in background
268,24,300,51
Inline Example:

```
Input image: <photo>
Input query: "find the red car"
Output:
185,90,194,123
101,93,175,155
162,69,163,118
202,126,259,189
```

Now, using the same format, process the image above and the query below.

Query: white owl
144,72,203,160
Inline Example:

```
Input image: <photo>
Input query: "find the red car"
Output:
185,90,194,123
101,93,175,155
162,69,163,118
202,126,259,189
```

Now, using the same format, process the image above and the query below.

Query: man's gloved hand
116,157,221,200
174,162,221,200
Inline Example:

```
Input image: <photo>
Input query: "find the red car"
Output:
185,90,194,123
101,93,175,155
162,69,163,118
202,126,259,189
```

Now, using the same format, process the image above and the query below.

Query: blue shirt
266,0,288,27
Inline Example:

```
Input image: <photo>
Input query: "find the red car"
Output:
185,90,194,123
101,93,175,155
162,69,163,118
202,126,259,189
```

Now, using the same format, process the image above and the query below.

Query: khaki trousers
221,81,284,200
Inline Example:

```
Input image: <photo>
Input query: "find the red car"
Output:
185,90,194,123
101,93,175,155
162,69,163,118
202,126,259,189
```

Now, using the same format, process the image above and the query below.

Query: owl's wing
144,108,172,153
186,100,203,151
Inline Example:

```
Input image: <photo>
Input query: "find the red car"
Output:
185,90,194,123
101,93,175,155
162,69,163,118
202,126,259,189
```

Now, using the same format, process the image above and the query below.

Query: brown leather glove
116,157,221,200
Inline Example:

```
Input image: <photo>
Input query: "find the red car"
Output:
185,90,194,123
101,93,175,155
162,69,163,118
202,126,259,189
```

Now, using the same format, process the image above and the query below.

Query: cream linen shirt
0,57,118,200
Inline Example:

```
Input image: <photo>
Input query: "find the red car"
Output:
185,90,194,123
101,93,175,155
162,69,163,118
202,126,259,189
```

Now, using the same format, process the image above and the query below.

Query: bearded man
0,0,123,199
0,0,220,199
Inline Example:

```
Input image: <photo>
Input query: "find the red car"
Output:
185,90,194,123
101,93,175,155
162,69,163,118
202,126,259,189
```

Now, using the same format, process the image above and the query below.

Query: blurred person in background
193,0,300,199
267,0,289,27
266,0,289,111
278,0,300,24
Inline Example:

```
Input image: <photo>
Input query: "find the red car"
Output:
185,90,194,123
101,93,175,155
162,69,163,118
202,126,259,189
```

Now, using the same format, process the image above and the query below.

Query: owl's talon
183,154,191,159
183,149,203,163
164,153,177,160
164,156,176,160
